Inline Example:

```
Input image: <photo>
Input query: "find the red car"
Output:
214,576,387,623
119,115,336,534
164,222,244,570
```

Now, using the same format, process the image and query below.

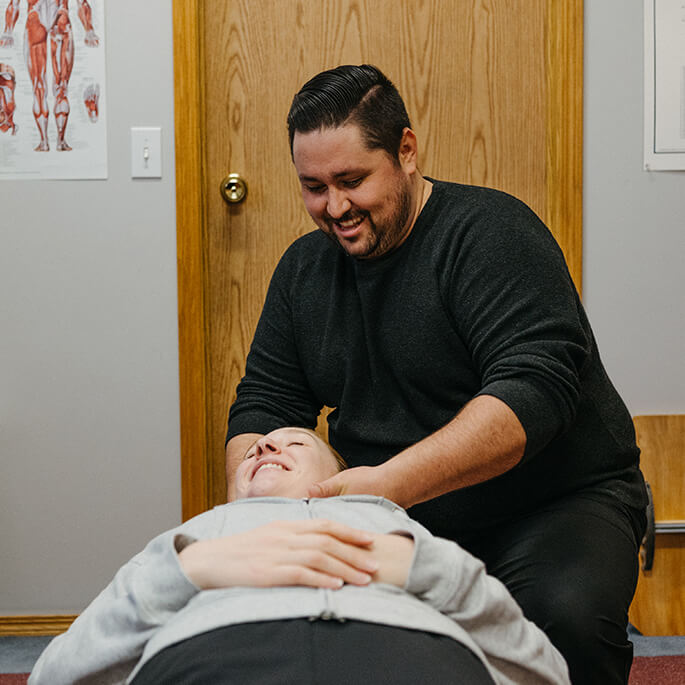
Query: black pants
132,619,495,685
458,490,645,685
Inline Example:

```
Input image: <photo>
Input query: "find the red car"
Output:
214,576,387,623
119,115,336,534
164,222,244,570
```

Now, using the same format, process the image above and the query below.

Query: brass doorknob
220,173,248,204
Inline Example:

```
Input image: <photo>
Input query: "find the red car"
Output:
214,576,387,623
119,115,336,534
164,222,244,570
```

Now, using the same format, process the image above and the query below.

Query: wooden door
173,0,584,519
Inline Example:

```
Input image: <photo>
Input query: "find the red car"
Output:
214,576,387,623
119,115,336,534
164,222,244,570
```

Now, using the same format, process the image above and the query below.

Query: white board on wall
644,0,685,170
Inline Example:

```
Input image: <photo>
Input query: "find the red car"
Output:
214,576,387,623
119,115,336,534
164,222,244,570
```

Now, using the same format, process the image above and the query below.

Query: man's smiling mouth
331,213,366,237
339,216,363,229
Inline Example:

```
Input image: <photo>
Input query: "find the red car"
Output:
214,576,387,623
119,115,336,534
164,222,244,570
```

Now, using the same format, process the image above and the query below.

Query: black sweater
227,180,646,538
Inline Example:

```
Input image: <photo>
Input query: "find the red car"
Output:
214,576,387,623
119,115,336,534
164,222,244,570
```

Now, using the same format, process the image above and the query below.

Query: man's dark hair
287,64,411,162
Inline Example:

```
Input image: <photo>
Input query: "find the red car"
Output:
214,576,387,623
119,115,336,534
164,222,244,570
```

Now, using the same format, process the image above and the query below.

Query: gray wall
1,0,181,613
583,1,684,414
1,1,683,615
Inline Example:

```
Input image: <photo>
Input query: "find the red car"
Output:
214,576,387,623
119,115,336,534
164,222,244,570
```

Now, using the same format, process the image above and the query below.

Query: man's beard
321,177,414,260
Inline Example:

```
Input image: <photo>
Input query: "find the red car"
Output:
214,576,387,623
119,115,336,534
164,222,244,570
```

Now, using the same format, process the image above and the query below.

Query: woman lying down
30,427,570,685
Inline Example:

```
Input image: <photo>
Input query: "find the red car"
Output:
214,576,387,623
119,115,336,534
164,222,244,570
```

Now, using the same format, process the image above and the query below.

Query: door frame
171,0,584,520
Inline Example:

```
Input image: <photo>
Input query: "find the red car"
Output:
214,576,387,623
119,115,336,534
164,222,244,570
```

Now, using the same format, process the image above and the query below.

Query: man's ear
397,127,418,173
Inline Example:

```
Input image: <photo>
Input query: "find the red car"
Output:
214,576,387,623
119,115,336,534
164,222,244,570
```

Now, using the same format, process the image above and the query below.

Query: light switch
131,126,162,178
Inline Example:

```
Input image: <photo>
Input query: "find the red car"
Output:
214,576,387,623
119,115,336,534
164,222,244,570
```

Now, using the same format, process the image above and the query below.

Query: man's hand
311,396,526,508
307,465,389,500
226,433,263,501
178,519,379,590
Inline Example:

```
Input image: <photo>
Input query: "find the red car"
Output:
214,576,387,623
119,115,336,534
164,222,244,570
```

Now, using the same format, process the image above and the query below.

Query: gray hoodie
29,495,570,684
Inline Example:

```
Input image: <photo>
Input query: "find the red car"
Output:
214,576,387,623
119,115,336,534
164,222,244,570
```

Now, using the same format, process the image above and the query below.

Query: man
0,0,99,151
226,65,648,684
30,428,569,684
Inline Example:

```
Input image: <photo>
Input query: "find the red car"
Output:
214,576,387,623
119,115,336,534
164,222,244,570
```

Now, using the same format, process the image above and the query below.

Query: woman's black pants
132,619,495,684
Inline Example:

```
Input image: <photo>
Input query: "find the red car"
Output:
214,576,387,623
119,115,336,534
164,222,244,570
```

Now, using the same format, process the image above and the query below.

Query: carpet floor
3,661,685,684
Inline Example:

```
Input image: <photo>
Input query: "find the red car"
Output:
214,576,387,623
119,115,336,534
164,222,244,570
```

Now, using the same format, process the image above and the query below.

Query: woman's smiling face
233,428,342,500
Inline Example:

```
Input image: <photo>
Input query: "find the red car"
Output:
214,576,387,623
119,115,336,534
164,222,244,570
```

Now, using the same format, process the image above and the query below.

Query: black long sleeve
228,180,646,536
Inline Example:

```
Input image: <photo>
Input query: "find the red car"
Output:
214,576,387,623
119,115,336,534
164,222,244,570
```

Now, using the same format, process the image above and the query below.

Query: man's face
292,124,416,260
233,428,340,500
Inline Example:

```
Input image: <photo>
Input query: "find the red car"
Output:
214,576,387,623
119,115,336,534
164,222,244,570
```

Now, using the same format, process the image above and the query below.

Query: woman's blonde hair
301,428,348,472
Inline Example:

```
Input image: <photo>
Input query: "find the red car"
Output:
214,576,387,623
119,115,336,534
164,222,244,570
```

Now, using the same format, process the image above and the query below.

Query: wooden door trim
173,0,209,519
172,0,584,520
0,614,77,636
545,0,584,290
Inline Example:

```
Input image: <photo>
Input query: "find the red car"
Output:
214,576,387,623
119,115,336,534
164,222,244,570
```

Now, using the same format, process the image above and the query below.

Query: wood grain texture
172,0,210,519
545,0,583,291
630,536,685,636
175,0,584,516
0,615,76,636
634,415,685,521
629,415,685,635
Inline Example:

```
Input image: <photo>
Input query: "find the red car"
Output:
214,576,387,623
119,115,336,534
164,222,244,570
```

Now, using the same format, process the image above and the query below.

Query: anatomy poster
0,0,106,180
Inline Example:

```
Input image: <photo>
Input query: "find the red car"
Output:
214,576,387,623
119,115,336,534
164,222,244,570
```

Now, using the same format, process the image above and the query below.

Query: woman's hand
369,533,415,587
178,519,379,590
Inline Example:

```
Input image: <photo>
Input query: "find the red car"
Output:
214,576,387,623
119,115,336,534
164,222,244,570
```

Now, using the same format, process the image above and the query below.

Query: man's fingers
307,482,325,498
307,474,343,499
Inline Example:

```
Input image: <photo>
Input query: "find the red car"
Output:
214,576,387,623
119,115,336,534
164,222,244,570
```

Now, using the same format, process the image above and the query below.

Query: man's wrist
376,459,418,509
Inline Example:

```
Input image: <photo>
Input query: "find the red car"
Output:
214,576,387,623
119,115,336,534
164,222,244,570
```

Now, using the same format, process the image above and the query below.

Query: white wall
0,0,181,613
1,1,683,616
583,1,685,415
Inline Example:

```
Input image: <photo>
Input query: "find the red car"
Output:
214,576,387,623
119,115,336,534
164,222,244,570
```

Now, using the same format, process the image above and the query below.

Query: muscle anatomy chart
0,0,106,179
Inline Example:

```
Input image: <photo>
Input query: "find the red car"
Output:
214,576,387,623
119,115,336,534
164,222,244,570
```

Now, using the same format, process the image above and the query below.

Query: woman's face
233,427,340,500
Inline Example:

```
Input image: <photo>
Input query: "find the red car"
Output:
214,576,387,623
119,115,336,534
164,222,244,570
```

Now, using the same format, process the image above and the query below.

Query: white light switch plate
131,127,162,178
